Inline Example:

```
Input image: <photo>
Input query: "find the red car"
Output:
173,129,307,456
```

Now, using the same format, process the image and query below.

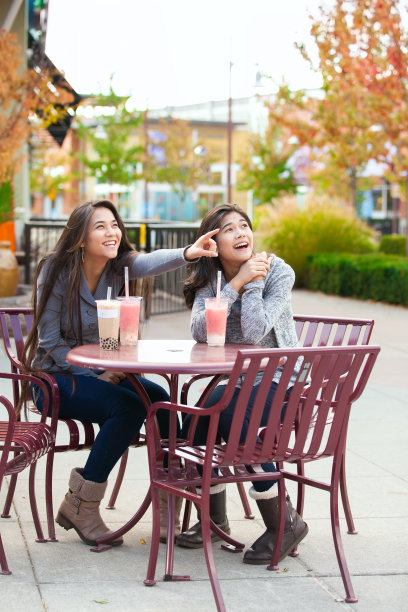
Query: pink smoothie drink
204,297,228,346
117,297,142,345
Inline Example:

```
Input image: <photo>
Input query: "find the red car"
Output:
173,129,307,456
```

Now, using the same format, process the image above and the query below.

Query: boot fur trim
68,468,108,502
195,483,226,495
249,485,279,500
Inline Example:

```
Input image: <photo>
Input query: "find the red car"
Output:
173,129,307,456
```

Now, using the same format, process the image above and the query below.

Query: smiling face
215,211,253,269
82,206,122,264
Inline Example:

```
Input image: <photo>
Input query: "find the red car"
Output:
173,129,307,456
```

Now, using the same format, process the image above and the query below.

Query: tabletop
66,339,259,376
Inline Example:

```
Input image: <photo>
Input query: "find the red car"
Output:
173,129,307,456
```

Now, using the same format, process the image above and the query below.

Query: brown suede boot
243,489,308,564
56,468,123,546
159,489,184,543
175,484,230,549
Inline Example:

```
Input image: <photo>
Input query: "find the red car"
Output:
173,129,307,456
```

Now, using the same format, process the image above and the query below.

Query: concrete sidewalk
0,289,407,611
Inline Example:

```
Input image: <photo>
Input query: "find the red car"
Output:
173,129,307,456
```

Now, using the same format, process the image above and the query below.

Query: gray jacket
34,248,188,377
191,255,300,385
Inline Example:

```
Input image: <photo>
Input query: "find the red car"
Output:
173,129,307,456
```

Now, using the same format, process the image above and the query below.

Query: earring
81,247,85,263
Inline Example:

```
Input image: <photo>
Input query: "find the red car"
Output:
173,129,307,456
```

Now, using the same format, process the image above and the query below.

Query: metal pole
227,61,233,203
24,223,30,284
143,110,149,214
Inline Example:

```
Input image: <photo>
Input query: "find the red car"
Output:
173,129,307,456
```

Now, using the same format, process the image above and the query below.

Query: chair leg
163,493,190,581
288,461,306,557
44,451,57,541
144,487,162,587
236,482,254,519
330,484,358,603
106,449,129,509
1,473,18,518
28,463,47,543
295,460,305,517
340,453,357,534
267,478,287,572
161,492,190,582
201,495,227,612
0,532,11,575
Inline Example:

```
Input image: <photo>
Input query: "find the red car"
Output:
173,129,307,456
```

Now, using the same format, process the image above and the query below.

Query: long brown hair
183,203,252,309
22,199,135,374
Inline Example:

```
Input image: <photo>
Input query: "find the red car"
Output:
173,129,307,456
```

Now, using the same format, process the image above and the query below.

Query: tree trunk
349,169,358,211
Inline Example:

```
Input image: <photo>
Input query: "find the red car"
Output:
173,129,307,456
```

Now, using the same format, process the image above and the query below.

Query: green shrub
379,234,406,257
306,253,408,306
254,199,376,286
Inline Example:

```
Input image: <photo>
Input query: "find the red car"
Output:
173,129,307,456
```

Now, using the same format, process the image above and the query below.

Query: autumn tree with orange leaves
357,0,408,252
0,29,73,222
268,0,408,213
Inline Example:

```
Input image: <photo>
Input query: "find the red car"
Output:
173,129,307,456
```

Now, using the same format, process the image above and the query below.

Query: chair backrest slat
0,308,33,364
293,315,375,389
0,308,34,409
294,314,374,349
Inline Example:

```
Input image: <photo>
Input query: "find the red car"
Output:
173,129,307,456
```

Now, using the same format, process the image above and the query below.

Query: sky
45,0,334,109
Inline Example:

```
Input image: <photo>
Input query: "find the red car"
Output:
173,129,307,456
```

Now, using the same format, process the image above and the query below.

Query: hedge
306,253,408,306
379,235,406,257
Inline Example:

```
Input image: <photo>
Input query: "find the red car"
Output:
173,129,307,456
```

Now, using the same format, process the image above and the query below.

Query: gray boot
56,468,123,546
243,489,308,564
176,484,230,549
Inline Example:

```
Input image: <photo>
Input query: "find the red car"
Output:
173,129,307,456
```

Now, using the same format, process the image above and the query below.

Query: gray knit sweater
190,255,300,385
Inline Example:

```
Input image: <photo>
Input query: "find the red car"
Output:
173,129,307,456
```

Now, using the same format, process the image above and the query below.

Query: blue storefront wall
146,191,197,221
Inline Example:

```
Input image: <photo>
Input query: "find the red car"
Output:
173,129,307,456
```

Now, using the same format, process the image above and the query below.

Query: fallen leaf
140,538,146,544
92,600,108,604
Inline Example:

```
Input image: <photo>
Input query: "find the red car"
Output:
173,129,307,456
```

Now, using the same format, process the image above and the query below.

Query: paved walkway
0,289,407,611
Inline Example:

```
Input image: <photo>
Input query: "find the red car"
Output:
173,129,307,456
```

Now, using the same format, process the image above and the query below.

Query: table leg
90,372,180,551
91,487,152,552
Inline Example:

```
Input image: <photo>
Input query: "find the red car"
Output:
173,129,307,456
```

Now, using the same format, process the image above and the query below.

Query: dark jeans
181,381,284,492
32,374,171,483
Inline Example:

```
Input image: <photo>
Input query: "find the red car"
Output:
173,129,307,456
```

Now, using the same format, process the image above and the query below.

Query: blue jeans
181,381,284,492
32,374,171,483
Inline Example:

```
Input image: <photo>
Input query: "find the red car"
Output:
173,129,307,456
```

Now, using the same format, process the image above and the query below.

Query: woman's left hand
98,371,126,385
184,229,219,261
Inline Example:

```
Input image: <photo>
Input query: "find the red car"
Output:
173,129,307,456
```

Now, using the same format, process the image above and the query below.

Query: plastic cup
204,297,228,346
117,297,142,346
95,299,121,350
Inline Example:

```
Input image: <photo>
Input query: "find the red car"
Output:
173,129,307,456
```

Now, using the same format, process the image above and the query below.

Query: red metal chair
144,344,380,611
0,307,134,541
0,371,55,574
180,315,375,531
291,315,374,534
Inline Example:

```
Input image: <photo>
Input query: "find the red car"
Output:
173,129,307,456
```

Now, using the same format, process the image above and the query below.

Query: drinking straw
216,271,221,301
124,266,129,299
107,286,112,301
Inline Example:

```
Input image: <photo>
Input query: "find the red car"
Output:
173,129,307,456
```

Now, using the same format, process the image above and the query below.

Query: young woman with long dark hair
22,199,217,547
177,203,308,565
